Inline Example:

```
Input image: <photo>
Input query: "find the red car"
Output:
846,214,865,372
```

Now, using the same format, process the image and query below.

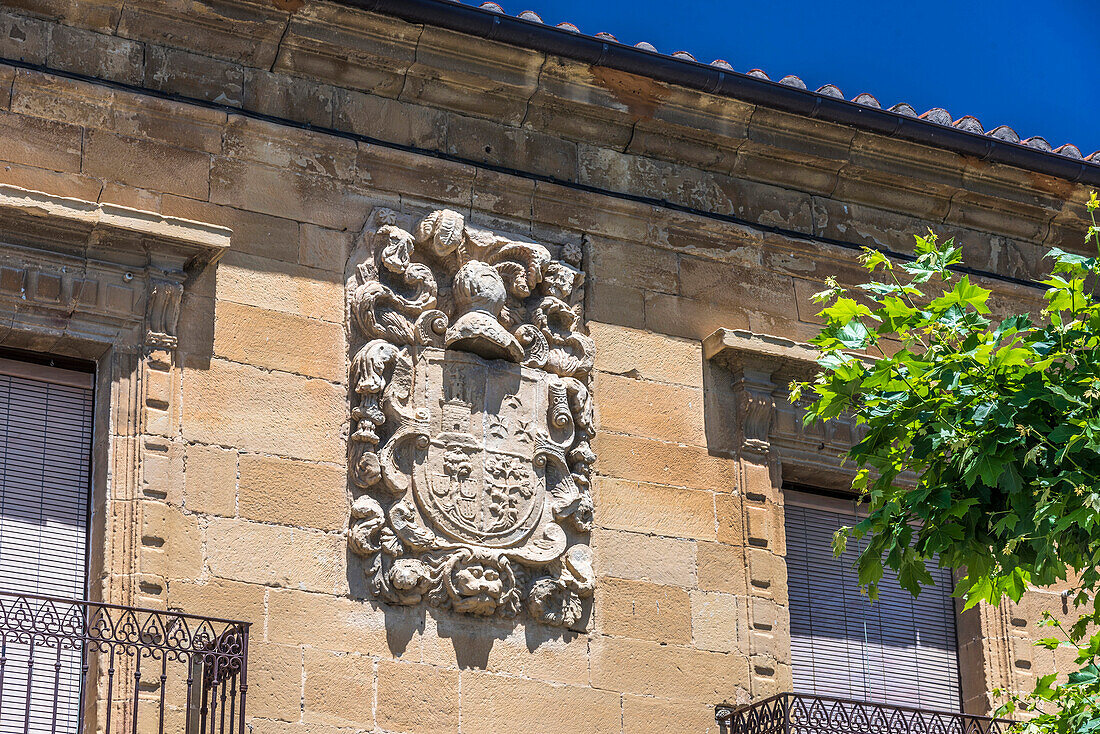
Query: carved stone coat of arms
346,208,595,629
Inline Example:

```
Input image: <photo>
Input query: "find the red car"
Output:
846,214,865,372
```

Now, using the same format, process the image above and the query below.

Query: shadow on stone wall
701,352,740,460
349,546,580,667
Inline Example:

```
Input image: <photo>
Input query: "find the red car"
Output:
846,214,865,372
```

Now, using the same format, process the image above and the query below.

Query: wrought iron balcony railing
0,591,250,734
715,693,1013,734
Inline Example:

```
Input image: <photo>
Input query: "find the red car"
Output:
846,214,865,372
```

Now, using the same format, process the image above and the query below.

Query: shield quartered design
413,349,549,548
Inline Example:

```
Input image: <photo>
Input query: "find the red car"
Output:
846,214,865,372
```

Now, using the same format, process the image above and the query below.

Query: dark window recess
785,496,962,712
0,359,94,734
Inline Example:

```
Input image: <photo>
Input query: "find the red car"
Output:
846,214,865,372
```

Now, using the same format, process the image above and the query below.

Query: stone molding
346,207,595,629
706,329,1010,712
0,184,229,352
2,1,1091,250
704,328,864,484
0,185,230,614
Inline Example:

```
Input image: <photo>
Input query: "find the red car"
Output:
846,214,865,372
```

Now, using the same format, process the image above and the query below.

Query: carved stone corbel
145,279,184,349
735,367,777,456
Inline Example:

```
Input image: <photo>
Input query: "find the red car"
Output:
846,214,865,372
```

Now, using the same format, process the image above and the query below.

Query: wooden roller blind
0,358,94,734
785,494,962,712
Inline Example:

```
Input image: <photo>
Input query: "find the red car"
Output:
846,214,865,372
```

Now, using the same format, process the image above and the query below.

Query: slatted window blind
785,493,962,712
0,358,94,734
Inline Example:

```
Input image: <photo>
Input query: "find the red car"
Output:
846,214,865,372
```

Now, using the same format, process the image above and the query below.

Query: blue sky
466,0,1100,156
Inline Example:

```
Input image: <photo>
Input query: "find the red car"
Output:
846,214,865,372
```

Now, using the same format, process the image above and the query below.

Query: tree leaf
800,217,1100,730
930,275,992,315
833,319,871,348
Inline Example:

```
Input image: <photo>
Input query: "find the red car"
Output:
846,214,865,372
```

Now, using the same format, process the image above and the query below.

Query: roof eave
346,0,1100,187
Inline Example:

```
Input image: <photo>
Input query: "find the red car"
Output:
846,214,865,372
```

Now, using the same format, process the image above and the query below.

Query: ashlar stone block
596,577,692,644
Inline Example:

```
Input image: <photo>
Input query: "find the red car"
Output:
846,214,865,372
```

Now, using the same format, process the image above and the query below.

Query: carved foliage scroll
347,209,594,628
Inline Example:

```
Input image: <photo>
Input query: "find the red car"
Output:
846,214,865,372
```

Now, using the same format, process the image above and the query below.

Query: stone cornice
705,329,865,487
0,185,230,265
355,0,1100,183
0,185,231,352
3,0,1092,255
703,329,819,375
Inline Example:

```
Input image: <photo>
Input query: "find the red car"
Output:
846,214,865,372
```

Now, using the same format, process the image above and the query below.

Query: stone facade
0,1,1092,731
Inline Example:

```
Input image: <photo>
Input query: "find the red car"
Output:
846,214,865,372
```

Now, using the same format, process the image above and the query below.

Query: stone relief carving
145,279,184,349
346,208,594,629
735,367,778,456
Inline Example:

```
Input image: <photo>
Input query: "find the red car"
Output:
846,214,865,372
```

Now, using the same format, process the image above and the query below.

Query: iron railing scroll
0,591,250,734
716,693,1013,734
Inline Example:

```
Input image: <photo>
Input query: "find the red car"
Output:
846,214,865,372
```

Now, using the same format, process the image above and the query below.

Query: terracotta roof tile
1023,136,1053,152
953,115,984,134
988,125,1020,142
852,93,881,109
1055,144,1083,159
478,1,1093,166
890,103,918,117
919,108,953,126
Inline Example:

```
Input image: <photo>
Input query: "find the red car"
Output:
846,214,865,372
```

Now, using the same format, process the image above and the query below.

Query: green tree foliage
793,192,1100,731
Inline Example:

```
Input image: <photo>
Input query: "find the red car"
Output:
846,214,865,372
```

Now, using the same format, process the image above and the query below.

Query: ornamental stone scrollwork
346,208,595,629
145,279,184,349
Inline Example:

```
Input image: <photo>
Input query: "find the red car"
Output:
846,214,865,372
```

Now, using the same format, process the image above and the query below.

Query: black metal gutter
346,0,1100,188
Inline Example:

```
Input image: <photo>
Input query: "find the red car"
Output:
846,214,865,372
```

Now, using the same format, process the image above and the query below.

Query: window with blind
0,356,95,734
785,490,962,712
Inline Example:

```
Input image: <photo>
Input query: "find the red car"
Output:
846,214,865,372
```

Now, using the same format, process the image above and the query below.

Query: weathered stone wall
0,1,1093,731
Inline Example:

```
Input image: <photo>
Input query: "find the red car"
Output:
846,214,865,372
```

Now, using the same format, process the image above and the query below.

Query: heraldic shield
346,207,596,629
415,350,555,550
